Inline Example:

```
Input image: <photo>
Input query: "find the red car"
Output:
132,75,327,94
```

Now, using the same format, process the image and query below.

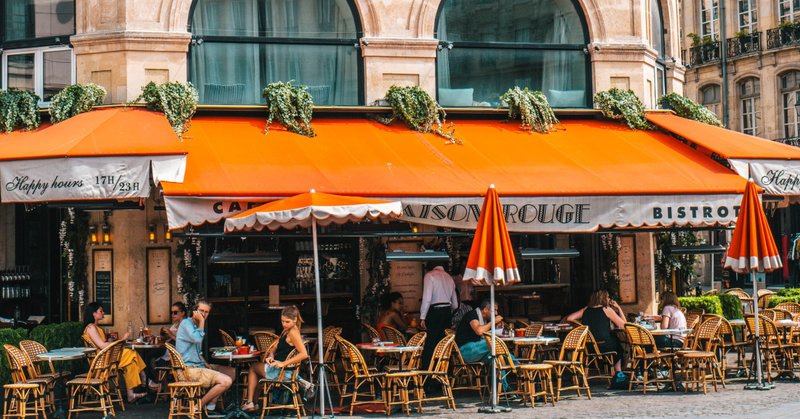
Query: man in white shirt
419,265,458,367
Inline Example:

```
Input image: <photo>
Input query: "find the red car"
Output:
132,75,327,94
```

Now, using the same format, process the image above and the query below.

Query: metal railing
688,41,721,66
767,25,800,49
774,136,800,147
726,32,761,58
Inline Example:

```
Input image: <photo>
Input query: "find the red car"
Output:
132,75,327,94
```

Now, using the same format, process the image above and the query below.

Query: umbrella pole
745,271,772,390
478,284,510,413
311,218,332,416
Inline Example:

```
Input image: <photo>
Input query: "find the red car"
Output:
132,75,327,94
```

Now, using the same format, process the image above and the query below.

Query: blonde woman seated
654,292,687,349
83,302,154,402
242,305,314,412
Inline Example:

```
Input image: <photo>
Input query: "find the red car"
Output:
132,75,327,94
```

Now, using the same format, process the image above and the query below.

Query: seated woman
153,301,187,366
83,302,155,402
376,292,407,338
654,292,687,349
565,289,626,385
242,305,313,412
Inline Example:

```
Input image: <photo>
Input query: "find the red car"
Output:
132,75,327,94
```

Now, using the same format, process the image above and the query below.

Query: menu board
617,235,637,304
147,248,172,324
388,241,423,313
93,250,114,325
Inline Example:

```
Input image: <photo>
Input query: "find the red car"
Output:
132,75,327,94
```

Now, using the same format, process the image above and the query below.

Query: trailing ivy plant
58,208,89,303
49,83,107,123
654,231,700,294
599,233,621,299
378,85,460,144
0,89,40,133
499,87,559,133
262,81,315,137
176,238,202,308
358,238,391,323
658,92,722,127
593,88,652,130
131,81,198,137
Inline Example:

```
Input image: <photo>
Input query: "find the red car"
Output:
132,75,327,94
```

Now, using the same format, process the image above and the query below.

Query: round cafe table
211,350,260,418
356,344,421,371
37,350,87,419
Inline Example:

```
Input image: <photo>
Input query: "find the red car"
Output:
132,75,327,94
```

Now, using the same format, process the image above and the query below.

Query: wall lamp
148,224,156,243
164,224,172,241
209,251,282,264
101,224,112,245
519,248,580,259
665,244,726,255
385,250,450,262
89,225,98,245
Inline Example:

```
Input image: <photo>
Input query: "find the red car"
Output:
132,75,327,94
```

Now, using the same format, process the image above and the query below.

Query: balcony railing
726,32,761,58
775,136,800,147
688,41,721,66
767,25,800,49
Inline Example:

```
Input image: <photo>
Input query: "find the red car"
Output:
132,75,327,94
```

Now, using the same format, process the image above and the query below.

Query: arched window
700,84,721,119
779,70,800,138
435,0,590,108
650,0,666,99
1,0,75,101
738,77,760,135
189,0,361,105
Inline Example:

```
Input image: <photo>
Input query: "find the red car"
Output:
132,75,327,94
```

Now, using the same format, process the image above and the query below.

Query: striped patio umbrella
723,179,782,390
462,185,520,412
225,190,402,415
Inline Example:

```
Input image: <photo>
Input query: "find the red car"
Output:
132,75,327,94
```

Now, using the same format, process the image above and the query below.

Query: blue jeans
459,341,517,390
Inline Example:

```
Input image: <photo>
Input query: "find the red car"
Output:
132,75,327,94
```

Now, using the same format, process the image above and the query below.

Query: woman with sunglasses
154,302,188,366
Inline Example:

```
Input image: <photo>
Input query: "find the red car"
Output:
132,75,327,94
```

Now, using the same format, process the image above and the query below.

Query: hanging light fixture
89,225,98,245
101,224,112,244
148,224,156,243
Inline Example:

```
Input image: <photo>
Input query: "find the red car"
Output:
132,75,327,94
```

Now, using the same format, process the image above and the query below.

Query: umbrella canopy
723,180,782,274
224,191,403,232
463,185,521,285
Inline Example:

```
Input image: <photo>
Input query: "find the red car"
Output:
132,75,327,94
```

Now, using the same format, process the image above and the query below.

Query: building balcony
687,41,721,67
726,32,761,58
767,24,800,50
775,136,800,147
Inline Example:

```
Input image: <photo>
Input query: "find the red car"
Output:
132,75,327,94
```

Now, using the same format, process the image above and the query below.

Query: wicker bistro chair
449,341,486,399
381,327,411,370
2,344,51,416
412,335,457,412
163,343,204,419
544,325,591,401
253,331,280,357
219,329,236,347
481,333,523,404
258,349,306,419
584,329,616,384
81,334,98,365
724,289,755,313
702,314,747,378
309,327,343,394
775,302,800,316
335,336,387,416
623,323,676,394
3,382,45,418
362,323,381,342
761,309,778,321
771,308,794,321
386,332,426,373
483,334,555,409
757,290,775,310
19,340,70,380
66,340,120,418
514,324,545,361
382,326,407,346
675,317,724,394
744,314,795,383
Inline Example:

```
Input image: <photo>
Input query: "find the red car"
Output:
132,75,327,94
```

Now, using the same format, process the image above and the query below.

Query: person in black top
455,299,504,363
242,306,310,412
565,289,626,378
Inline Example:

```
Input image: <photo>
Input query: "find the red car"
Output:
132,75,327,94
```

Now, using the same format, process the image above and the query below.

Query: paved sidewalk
87,377,800,418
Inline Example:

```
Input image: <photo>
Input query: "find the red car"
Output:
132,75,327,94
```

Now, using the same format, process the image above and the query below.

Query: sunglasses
171,310,181,315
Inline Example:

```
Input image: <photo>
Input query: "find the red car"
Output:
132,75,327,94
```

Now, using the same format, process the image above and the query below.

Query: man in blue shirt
176,299,233,412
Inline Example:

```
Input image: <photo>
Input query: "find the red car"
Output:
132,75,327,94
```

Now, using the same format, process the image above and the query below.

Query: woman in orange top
376,292,407,338
83,302,153,402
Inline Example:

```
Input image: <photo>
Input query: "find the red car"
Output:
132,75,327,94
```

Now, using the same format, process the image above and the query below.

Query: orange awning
162,116,750,232
648,112,800,195
0,108,186,202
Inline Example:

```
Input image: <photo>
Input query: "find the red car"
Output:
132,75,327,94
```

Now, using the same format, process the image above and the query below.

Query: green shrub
678,296,722,315
28,322,87,375
0,328,29,385
768,296,800,307
776,288,800,297
717,294,744,320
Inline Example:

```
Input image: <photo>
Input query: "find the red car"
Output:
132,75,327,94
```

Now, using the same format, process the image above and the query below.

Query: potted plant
687,33,701,48
734,29,751,52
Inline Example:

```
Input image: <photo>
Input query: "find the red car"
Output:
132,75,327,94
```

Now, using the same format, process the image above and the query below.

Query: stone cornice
359,38,438,59
71,31,191,54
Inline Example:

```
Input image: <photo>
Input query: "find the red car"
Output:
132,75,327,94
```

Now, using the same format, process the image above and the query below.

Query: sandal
242,401,257,413
127,392,147,403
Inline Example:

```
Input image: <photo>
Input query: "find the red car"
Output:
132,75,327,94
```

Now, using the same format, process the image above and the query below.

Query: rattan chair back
724,288,749,298
405,332,427,370
362,323,381,342
84,341,118,382
692,317,722,351
772,308,793,321
556,325,589,363
335,336,372,378
624,323,658,349
253,331,279,354
218,329,236,347
482,333,516,370
424,334,455,373
761,309,777,321
18,340,51,375
686,308,705,316
444,328,455,336
382,325,407,346
164,343,192,382
524,323,544,337
685,313,701,330
584,329,604,355
775,302,800,315
3,344,29,383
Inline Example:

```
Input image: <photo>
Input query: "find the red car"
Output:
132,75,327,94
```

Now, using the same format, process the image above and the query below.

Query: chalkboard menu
617,235,637,304
93,250,114,325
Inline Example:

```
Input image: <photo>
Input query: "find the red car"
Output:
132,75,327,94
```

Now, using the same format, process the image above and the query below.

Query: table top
776,319,799,328
127,342,164,349
499,336,560,344
357,344,421,353
51,347,95,353
38,351,86,361
649,328,693,336
543,324,574,332
728,319,746,326
211,351,261,361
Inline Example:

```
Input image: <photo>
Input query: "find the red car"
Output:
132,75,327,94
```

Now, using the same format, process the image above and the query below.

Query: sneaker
304,383,316,400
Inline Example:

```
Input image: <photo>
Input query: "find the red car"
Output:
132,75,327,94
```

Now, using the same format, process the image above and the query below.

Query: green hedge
776,288,800,297
678,296,722,316
718,294,744,320
0,328,29,386
768,296,800,307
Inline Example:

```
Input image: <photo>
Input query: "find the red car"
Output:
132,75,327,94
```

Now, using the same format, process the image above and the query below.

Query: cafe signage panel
729,159,800,196
93,249,114,325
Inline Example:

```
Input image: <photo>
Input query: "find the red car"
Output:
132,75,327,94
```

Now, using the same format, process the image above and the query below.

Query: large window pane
7,54,35,92
437,48,587,107
192,0,356,38
438,0,584,44
43,49,72,101
4,0,75,42
191,42,358,105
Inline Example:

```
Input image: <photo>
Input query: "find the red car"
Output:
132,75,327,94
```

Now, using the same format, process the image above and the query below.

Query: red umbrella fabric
463,185,521,285
723,180,782,273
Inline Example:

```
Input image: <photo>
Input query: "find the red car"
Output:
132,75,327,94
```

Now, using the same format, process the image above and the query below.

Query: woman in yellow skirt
83,301,154,402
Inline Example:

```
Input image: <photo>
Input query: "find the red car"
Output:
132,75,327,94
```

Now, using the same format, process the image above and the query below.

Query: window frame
738,77,760,136
700,84,722,119
699,0,720,39
187,0,364,106
1,46,76,105
779,0,800,22
780,70,800,139
737,0,757,32
433,0,592,108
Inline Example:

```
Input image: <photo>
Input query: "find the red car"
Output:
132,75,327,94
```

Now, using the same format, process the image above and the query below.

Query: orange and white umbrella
462,185,519,412
225,190,402,415
723,179,782,389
